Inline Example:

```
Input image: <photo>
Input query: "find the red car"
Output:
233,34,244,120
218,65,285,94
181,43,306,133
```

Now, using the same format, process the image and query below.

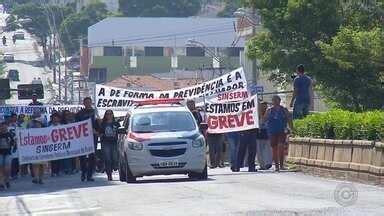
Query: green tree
11,3,73,61
119,0,201,17
245,0,384,111
60,2,111,55
217,0,242,17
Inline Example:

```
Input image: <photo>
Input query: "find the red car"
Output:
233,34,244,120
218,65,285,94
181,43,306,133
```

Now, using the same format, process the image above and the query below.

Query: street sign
249,84,264,96
0,79,10,99
17,84,44,99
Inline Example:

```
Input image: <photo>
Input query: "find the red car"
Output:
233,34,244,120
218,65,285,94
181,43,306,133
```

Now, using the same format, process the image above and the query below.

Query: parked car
7,69,19,81
3,53,15,62
13,30,25,40
118,99,208,183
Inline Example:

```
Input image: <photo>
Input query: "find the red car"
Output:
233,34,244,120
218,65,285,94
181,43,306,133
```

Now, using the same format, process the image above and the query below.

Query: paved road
0,168,383,215
0,13,53,104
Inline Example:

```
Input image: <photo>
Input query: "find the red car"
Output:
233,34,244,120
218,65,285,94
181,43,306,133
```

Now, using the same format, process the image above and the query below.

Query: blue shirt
267,107,288,135
294,75,311,105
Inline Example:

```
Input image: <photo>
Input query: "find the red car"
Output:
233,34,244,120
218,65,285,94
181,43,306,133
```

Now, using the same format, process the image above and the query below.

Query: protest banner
95,67,247,110
0,105,84,125
17,119,94,164
205,94,259,134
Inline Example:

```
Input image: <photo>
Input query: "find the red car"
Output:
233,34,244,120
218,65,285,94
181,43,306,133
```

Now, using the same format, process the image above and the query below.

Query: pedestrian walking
237,129,258,172
265,96,293,172
7,113,19,179
29,93,43,106
2,36,6,46
227,132,240,172
76,97,100,182
100,110,120,181
256,101,272,170
187,99,203,125
290,64,313,119
49,112,62,177
28,112,46,184
12,35,16,45
0,121,15,189
62,110,78,174
207,133,224,169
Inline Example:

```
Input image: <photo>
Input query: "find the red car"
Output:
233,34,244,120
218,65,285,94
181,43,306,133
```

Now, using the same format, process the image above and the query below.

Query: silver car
118,103,207,183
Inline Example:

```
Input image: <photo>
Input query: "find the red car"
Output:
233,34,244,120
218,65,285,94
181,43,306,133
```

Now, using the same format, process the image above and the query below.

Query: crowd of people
0,95,121,190
0,64,312,190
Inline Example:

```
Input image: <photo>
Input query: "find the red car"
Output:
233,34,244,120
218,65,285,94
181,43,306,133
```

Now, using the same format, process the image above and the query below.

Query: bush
293,110,384,141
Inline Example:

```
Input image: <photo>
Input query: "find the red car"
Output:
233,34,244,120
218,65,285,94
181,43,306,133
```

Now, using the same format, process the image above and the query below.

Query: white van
117,100,207,183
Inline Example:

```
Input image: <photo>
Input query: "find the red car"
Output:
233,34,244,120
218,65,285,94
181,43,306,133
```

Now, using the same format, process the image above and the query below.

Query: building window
145,47,164,56
186,47,205,57
103,46,123,56
89,68,107,84
226,47,243,57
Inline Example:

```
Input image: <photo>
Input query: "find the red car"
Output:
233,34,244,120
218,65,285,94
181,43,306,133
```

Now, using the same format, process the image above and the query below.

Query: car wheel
125,156,136,183
189,164,208,180
119,159,126,182
197,164,208,180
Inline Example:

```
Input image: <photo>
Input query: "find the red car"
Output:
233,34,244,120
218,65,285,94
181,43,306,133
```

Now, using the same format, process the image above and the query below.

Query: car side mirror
117,127,127,134
199,123,208,131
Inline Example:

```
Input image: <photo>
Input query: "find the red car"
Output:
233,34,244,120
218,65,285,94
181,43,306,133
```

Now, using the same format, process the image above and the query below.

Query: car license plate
159,161,179,167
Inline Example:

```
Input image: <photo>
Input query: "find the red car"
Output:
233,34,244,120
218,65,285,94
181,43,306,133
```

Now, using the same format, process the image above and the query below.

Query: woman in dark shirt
100,110,120,181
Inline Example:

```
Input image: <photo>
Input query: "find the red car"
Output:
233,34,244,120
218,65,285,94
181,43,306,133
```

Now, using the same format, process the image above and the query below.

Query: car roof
131,105,190,115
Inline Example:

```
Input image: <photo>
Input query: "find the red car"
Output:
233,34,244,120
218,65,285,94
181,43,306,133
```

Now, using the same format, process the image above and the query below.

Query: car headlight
192,137,205,148
128,142,143,151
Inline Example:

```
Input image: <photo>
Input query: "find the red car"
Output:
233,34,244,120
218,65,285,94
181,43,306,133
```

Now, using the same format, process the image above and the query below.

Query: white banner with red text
17,119,95,164
95,67,248,111
205,94,259,134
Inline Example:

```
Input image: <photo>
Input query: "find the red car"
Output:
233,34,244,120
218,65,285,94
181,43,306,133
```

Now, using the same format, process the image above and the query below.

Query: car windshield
131,111,196,133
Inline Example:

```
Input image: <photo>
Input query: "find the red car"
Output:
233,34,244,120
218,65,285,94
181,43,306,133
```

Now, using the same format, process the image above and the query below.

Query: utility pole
64,50,68,104
251,6,258,85
58,42,62,103
53,33,56,83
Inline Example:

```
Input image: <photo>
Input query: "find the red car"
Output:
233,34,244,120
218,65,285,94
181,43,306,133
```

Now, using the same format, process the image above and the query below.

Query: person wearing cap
256,101,272,170
29,93,43,106
75,97,100,182
0,120,15,189
28,111,46,184
290,64,313,119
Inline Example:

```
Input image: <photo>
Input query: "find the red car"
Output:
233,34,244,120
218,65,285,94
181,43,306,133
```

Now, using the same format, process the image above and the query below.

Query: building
85,17,245,83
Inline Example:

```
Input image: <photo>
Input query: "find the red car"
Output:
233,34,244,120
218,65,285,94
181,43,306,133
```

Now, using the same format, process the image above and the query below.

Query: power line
87,28,237,47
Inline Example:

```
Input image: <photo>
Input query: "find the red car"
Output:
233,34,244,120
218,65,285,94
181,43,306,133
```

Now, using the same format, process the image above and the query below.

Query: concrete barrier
288,138,384,183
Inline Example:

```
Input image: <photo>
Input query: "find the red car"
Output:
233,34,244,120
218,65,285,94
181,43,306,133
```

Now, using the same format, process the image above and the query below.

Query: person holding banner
207,133,224,169
28,112,46,184
238,129,258,172
49,112,62,177
62,111,78,174
29,93,43,106
100,110,120,181
264,96,293,172
8,113,20,180
76,97,99,182
256,102,272,170
0,121,15,189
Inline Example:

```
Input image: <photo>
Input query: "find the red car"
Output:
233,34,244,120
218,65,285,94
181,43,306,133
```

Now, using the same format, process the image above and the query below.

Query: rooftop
88,17,244,48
